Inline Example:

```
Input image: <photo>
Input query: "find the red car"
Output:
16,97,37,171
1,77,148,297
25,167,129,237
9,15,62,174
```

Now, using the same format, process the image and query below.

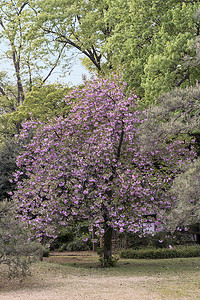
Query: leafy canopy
104,0,200,103
12,75,196,242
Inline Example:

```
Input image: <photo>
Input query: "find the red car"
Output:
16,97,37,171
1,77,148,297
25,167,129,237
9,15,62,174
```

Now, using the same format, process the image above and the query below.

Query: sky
0,42,91,87
48,56,91,86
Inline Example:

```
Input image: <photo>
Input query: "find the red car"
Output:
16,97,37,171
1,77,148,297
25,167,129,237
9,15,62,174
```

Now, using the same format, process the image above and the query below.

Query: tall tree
138,85,200,228
0,0,69,135
30,0,112,72
170,158,200,228
104,0,200,103
12,75,195,263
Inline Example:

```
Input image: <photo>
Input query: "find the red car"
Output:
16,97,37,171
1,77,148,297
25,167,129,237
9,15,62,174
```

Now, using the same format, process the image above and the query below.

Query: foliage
51,223,92,252
1,0,199,110
12,75,196,261
120,229,194,250
0,201,41,278
120,245,200,259
0,139,20,202
50,228,75,250
0,1,71,140
0,1,67,97
0,83,72,140
5,84,71,132
104,0,200,102
169,158,200,228
65,237,91,252
139,85,200,227
29,0,112,72
139,85,200,149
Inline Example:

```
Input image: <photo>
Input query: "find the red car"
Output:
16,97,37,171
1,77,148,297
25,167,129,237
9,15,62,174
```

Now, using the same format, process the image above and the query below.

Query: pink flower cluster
12,75,196,241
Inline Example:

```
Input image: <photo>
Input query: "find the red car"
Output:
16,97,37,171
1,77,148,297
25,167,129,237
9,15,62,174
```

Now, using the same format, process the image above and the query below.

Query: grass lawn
0,251,200,299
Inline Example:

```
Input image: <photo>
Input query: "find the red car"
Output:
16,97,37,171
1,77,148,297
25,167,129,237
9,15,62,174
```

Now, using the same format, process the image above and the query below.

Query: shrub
50,223,92,251
66,238,90,252
0,201,42,277
50,229,75,250
120,245,200,259
43,249,50,257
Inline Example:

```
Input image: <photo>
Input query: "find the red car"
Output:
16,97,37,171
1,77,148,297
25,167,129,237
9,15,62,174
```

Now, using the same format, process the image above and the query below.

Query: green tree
30,0,113,72
104,0,200,103
0,139,20,202
0,1,70,136
170,158,200,228
138,85,200,153
4,84,71,130
0,1,67,99
0,83,71,141
139,85,200,228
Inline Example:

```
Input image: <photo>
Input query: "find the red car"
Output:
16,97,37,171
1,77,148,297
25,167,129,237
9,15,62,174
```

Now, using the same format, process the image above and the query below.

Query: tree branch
18,2,29,15
116,120,124,160
43,28,102,71
42,43,67,84
176,72,190,87
0,86,6,96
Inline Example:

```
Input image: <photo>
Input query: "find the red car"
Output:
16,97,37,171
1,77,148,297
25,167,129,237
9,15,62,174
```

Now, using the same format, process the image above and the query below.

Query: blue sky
0,42,91,87
48,56,91,86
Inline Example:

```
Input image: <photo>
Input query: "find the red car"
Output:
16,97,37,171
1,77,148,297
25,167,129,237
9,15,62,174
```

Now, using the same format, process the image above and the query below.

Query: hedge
120,245,200,259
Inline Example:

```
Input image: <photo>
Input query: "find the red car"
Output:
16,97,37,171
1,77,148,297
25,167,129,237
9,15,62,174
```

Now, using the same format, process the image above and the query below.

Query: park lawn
0,251,200,299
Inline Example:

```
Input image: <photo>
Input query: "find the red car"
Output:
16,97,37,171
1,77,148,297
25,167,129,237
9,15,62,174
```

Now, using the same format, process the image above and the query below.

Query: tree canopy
0,1,72,139
104,0,200,103
29,0,112,72
12,75,196,261
139,84,200,229
170,158,200,228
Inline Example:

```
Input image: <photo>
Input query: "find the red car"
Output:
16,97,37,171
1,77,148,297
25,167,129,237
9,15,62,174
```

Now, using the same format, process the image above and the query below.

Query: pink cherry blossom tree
12,75,196,263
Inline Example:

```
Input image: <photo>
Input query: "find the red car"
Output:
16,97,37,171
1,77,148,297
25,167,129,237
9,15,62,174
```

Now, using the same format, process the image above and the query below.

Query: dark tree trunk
39,238,46,261
103,226,113,262
38,249,44,261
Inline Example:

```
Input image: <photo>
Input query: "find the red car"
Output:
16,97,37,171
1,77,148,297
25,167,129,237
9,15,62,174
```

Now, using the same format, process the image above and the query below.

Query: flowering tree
12,76,196,263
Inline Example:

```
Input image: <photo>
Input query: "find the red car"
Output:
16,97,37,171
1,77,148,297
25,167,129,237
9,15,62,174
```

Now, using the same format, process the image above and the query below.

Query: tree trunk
103,226,112,262
39,248,44,261
39,238,46,261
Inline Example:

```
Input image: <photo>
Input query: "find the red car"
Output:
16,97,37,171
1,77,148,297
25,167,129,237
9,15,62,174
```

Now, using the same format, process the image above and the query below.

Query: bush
66,238,90,252
120,245,200,259
43,249,50,257
0,201,42,277
50,228,75,250
51,223,93,252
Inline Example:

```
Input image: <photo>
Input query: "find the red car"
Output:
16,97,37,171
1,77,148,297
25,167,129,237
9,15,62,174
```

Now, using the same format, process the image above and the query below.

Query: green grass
1,252,200,299
43,252,200,299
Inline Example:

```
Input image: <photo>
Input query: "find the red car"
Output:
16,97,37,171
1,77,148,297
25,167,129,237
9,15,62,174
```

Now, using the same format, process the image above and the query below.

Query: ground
0,251,200,300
